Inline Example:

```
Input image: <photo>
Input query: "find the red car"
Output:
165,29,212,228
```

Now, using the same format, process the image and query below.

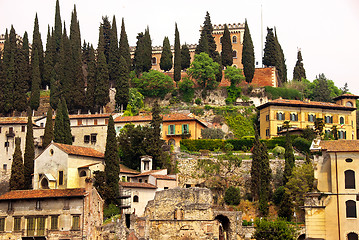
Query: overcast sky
1,0,359,95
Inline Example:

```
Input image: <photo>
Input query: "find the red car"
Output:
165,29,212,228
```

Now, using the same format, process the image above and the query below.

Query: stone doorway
215,215,230,240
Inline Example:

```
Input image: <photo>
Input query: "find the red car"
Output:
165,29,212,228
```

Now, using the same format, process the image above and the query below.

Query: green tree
96,50,110,108
187,52,219,91
201,128,225,139
312,74,333,102
178,77,194,102
174,23,181,81
274,29,287,83
54,0,62,63
242,19,255,83
293,49,306,81
119,18,131,71
85,44,97,110
101,16,112,64
262,27,277,67
221,24,233,67
160,37,173,72
43,107,54,149
54,98,72,145
31,13,44,87
224,186,241,205
30,49,41,110
104,116,120,205
224,66,244,87
123,88,144,116
108,15,119,88
24,108,35,189
3,27,16,114
44,26,55,90
283,132,295,184
314,117,325,135
115,56,130,111
131,70,174,98
253,218,296,240
278,190,293,221
195,12,218,60
9,137,25,190
181,44,191,70
61,98,72,145
133,29,152,75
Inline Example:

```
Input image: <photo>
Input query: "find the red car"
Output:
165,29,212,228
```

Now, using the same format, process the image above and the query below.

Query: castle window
308,114,315,122
94,119,98,125
276,112,285,121
346,101,354,107
348,232,359,240
182,124,189,134
290,113,298,121
232,36,237,43
325,116,333,124
79,170,87,177
21,126,26,132
339,130,347,139
77,119,82,125
168,125,175,135
232,50,237,59
277,125,283,133
346,158,353,163
151,57,157,65
265,129,269,137
346,200,357,218
345,170,355,189
340,116,345,125
133,195,139,202
36,200,41,210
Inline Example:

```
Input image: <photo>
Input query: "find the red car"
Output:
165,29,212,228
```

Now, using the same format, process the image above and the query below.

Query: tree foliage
134,28,152,75
195,12,218,61
174,23,182,82
123,88,144,116
43,107,54,149
224,66,244,87
253,218,297,240
115,56,130,111
242,19,255,83
10,137,25,190
283,132,295,184
119,18,131,71
54,98,72,145
160,37,173,72
293,50,306,81
181,44,191,70
224,186,241,205
24,108,35,189
30,49,41,110
201,128,225,139
221,24,233,67
178,77,194,102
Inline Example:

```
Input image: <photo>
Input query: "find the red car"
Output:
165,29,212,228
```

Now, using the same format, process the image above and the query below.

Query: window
84,135,90,143
139,179,142,183
308,114,315,122
0,127,1,133
27,217,35,236
36,200,41,210
164,187,169,189
79,170,87,177
151,57,157,65
345,170,355,189
105,119,109,125
37,217,46,236
346,158,354,163
0,218,5,232
133,195,139,202
346,200,357,218
40,123,44,127
290,113,298,121
325,116,333,124
51,216,58,230
21,126,26,132
50,149,54,155
59,171,64,185
266,115,269,121
340,116,345,125
232,35,237,43
72,215,80,230
8,201,13,211
232,50,237,58
3,164,7,171
121,176,127,182
9,127,13,134
348,232,359,240
91,134,97,143
346,101,354,107
182,124,189,134
277,125,283,133
4,142,9,148
14,217,21,231
339,130,347,139
94,119,98,125
77,119,82,125
168,125,175,135
276,112,285,121
63,199,70,210
265,129,270,137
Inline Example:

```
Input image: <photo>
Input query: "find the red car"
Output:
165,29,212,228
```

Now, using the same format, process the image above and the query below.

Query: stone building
257,94,359,139
305,139,359,240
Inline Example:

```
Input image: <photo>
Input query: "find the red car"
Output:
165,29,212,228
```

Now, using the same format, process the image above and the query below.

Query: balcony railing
5,131,15,138
165,130,191,137
119,189,131,199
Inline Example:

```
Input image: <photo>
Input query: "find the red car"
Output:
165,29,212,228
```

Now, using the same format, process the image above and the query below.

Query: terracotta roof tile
119,182,157,189
53,143,104,158
333,94,359,101
319,140,359,152
132,169,164,177
68,113,111,119
151,174,176,180
0,188,86,201
257,98,356,111
0,117,29,125
120,164,140,174
251,67,277,87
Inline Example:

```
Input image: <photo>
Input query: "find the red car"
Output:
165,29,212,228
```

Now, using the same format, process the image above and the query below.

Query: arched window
79,170,87,177
151,57,157,65
276,112,285,121
308,114,315,122
345,170,355,189
232,36,237,43
133,195,139,203
346,101,354,107
290,113,298,121
232,50,237,59
41,178,49,189
348,232,359,240
346,200,357,218
340,116,345,125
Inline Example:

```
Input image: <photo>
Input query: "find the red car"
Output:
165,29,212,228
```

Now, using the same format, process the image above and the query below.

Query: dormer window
346,101,353,107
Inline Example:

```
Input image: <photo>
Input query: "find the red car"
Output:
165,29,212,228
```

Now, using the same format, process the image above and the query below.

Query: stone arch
348,232,359,240
297,234,305,240
215,215,230,240
41,178,49,189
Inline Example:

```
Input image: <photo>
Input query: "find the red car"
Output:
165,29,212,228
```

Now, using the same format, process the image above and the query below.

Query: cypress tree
10,137,25,190
251,131,261,201
96,50,110,108
24,108,35,189
54,0,62,62
43,107,54,149
44,26,55,89
21,32,31,91
30,49,41,110
109,15,119,88
160,36,173,72
31,13,44,86
149,100,164,169
196,12,218,60
221,24,233,67
293,49,306,81
115,56,129,110
181,44,191,70
283,131,295,184
263,27,277,67
69,5,85,110
134,32,145,75
274,29,287,83
0,42,4,113
61,98,72,145
174,23,181,81
104,115,120,204
101,16,112,63
119,18,131,71
97,25,105,57
143,27,152,72
54,99,65,143
85,44,97,110
242,19,255,83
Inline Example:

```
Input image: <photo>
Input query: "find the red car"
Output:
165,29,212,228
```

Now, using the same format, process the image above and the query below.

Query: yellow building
306,140,359,240
257,94,359,139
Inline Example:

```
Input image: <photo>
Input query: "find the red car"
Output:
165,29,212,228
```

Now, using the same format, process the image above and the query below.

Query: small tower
333,94,359,108
140,155,153,173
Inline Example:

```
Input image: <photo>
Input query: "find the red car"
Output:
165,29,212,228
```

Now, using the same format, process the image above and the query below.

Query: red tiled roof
53,143,104,158
119,182,157,189
132,169,164,177
333,94,359,101
68,113,111,119
257,98,356,111
319,140,359,152
151,174,176,180
251,67,277,87
120,164,139,174
0,188,86,201
0,117,29,125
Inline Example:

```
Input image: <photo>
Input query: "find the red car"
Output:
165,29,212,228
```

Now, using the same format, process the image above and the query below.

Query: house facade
257,94,358,139
306,140,359,240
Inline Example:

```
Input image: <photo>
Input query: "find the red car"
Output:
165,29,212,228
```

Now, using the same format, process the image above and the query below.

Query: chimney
140,155,153,173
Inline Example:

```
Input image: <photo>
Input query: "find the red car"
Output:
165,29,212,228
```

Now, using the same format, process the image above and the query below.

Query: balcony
6,131,15,138
118,197,131,209
165,130,191,137
119,189,131,199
